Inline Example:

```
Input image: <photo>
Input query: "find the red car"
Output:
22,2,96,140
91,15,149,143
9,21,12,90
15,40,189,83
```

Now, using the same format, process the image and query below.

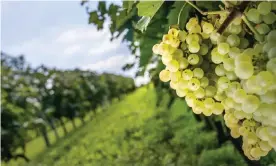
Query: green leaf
123,1,135,13
135,16,151,32
167,1,192,30
137,1,164,17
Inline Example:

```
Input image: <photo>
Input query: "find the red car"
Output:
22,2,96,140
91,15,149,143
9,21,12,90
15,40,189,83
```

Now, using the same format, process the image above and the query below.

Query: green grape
200,77,209,88
158,43,170,56
226,71,238,81
210,31,220,44
246,8,261,24
260,90,276,104
226,82,241,97
188,78,201,91
193,68,204,79
179,57,189,69
234,110,246,120
171,38,180,48
217,76,230,90
239,38,249,49
227,34,240,47
235,62,254,79
162,34,174,45
168,28,179,38
217,35,227,44
233,17,242,25
263,12,276,24
204,98,215,109
228,24,242,35
214,92,226,101
198,43,209,55
170,71,181,82
218,42,230,55
180,42,187,51
194,87,205,99
172,49,183,60
152,44,160,54
268,47,276,59
253,44,263,55
188,54,200,65
200,32,210,39
186,34,200,44
230,128,240,138
202,22,214,34
267,30,276,43
178,30,188,41
256,71,274,88
159,69,171,82
244,76,262,94
176,88,188,97
170,81,178,89
242,95,260,113
235,54,252,65
215,64,226,76
223,58,235,71
182,69,193,80
266,58,276,75
193,100,205,114
188,41,200,53
185,93,197,107
205,85,217,97
186,18,198,30
234,89,247,103
257,2,271,15
188,24,201,34
259,141,272,151
202,109,212,116
255,24,270,35
229,47,240,58
211,47,224,64
263,42,275,53
177,78,189,90
224,97,235,108
167,59,180,72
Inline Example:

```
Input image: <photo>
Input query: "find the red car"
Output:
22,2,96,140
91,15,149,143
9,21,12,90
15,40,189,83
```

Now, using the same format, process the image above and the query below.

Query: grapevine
153,1,276,160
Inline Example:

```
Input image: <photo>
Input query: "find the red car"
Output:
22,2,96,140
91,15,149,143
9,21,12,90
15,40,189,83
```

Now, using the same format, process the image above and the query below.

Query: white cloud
63,45,81,55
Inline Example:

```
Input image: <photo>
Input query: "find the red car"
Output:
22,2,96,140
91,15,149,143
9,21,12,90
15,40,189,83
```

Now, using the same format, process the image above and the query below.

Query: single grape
182,69,193,80
188,78,201,91
246,8,261,24
178,30,187,41
198,43,209,55
263,12,276,24
255,24,270,35
202,109,212,116
204,98,215,109
180,42,187,51
168,28,179,38
223,58,235,71
228,24,242,35
205,86,217,97
170,81,178,89
217,76,230,90
253,44,263,55
268,47,276,59
176,88,188,97
257,2,271,15
178,58,189,69
226,71,238,80
167,59,180,72
194,87,205,99
200,77,209,88
229,47,240,58
188,54,200,65
170,71,181,82
188,41,200,53
260,90,276,104
193,68,204,79
227,34,240,47
211,47,224,64
159,69,171,82
152,44,160,54
234,89,247,103
177,78,189,90
235,62,254,79
215,64,226,76
202,22,214,34
266,58,276,75
162,34,174,45
242,95,260,113
186,34,200,45
256,71,275,88
267,30,276,43
239,38,249,49
263,42,275,53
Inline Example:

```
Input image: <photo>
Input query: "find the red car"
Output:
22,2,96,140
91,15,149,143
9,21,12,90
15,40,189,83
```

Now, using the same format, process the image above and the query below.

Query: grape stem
217,1,250,34
185,0,228,15
241,15,264,42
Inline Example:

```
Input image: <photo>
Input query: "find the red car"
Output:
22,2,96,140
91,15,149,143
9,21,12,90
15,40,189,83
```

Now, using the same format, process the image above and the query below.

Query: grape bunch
153,1,276,160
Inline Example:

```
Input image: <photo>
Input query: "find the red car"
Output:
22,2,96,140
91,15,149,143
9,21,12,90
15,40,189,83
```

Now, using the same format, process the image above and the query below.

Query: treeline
1,52,135,162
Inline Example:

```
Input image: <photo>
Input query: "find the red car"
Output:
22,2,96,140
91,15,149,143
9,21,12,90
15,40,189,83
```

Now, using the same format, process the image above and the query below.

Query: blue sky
1,1,149,85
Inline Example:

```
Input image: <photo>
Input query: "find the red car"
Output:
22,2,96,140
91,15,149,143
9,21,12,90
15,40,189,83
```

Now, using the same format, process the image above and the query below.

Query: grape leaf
137,1,164,17
123,1,135,13
135,16,151,32
167,1,192,30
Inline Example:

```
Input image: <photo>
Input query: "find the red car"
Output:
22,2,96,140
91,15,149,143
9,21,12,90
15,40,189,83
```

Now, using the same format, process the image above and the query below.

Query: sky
1,1,149,85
